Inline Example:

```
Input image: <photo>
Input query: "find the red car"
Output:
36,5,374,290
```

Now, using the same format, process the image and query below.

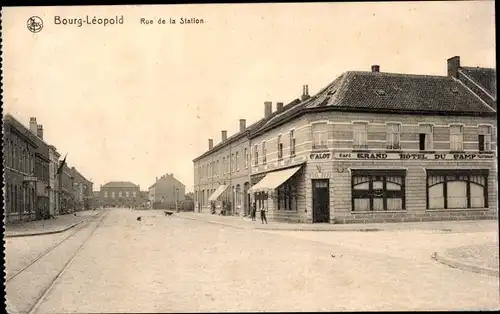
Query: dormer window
375,89,387,96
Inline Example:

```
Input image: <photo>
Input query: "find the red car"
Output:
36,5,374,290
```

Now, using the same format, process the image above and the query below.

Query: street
5,208,499,313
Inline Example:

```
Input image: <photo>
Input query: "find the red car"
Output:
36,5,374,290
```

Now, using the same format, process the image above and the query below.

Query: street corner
433,242,500,277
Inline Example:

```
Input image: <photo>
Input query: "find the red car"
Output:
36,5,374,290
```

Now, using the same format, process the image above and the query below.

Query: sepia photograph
1,1,498,313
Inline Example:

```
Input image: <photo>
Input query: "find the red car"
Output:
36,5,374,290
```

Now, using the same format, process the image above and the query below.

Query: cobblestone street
4,208,495,313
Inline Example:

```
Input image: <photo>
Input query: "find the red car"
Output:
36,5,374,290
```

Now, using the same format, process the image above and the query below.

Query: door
312,179,330,223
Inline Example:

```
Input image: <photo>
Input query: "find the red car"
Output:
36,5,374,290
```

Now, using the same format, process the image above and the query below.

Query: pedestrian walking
260,202,268,224
251,201,257,221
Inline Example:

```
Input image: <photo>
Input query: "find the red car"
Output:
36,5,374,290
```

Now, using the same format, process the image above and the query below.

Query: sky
2,2,496,193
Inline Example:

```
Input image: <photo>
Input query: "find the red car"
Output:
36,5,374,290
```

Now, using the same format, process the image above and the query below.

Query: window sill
351,210,407,214
425,208,489,212
312,146,328,151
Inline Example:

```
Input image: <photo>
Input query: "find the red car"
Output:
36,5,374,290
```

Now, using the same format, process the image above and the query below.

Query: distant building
148,173,185,209
99,181,141,207
72,167,93,211
59,163,75,214
48,145,61,216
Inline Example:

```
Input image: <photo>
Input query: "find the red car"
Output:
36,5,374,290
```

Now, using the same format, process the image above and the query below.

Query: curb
434,252,499,277
4,213,102,238
178,215,387,232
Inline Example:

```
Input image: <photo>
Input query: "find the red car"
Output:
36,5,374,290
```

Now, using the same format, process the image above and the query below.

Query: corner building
193,94,306,215
248,57,497,224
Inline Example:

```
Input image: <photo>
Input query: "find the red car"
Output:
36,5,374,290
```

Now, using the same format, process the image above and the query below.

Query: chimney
208,138,214,150
239,119,246,132
447,56,461,78
301,85,310,101
29,117,37,134
264,101,272,118
276,102,284,111
371,65,380,73
37,125,43,139
221,130,227,142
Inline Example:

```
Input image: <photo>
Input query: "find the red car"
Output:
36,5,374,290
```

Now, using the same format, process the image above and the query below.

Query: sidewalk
435,242,499,277
4,209,102,238
177,212,498,233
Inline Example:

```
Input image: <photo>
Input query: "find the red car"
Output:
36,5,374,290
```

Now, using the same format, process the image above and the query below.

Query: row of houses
192,56,497,224
3,114,94,223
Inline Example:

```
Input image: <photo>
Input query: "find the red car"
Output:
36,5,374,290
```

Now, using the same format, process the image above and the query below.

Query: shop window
478,125,492,152
419,124,433,151
277,179,298,211
427,170,488,210
351,170,406,211
386,123,401,150
450,125,464,151
353,122,368,149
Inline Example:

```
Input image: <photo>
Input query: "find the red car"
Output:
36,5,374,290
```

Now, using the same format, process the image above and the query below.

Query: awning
208,185,228,201
248,166,302,193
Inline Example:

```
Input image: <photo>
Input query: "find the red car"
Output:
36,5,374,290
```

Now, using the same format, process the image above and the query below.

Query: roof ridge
347,70,449,79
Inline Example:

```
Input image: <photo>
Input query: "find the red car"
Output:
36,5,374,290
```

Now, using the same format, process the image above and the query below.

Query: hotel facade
193,56,497,224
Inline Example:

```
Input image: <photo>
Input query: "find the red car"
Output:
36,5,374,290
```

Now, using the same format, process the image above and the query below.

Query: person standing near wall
260,200,268,224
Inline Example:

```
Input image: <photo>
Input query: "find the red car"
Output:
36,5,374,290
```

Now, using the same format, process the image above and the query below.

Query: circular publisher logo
27,16,43,33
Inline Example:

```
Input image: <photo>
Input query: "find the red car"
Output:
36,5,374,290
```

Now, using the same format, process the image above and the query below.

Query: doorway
312,179,330,223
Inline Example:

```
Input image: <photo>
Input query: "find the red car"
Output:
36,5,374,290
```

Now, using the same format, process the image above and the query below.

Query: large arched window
351,169,406,211
427,169,488,209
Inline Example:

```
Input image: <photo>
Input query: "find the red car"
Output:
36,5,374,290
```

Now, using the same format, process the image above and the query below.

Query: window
236,152,240,171
126,191,129,198
277,135,283,160
353,122,368,149
450,125,464,151
277,178,298,211
312,123,328,149
111,191,115,198
351,170,406,211
478,125,492,152
232,153,235,173
104,191,108,198
253,145,259,166
418,124,433,151
13,144,17,170
222,157,226,174
290,130,296,157
427,170,488,209
262,142,267,164
386,123,401,149
244,148,248,168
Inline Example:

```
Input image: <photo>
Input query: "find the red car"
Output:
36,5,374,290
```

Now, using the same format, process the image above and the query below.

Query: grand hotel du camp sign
250,150,495,178
308,151,496,161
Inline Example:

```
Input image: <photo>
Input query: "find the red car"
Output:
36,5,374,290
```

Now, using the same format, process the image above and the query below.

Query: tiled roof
193,98,302,162
460,66,496,98
102,181,139,188
305,71,496,113
249,70,496,137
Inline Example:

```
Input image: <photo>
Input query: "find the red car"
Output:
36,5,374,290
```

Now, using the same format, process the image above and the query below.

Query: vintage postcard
2,2,498,313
